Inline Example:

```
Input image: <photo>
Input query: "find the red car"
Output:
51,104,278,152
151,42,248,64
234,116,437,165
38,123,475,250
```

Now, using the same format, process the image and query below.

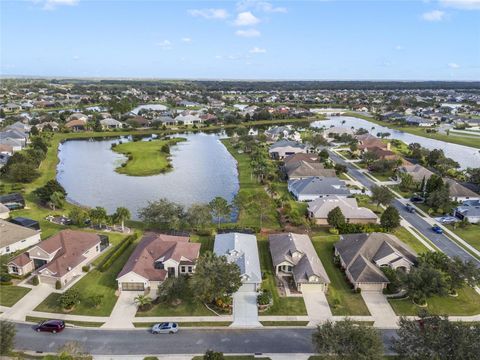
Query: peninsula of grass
0,285,31,307
113,137,186,176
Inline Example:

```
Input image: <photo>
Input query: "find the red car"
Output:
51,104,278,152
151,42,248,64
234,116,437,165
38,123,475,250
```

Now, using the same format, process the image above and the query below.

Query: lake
57,132,239,219
312,116,480,169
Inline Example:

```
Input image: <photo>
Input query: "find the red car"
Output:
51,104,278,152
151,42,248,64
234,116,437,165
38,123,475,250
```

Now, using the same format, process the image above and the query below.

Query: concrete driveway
361,291,397,328
230,289,261,328
102,291,141,329
0,284,53,321
301,286,332,326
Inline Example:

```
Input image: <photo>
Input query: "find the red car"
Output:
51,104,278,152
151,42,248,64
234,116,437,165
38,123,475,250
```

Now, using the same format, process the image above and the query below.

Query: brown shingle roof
117,232,200,281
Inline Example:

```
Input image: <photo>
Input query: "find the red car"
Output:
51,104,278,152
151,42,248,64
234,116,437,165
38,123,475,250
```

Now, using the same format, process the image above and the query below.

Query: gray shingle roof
288,177,350,197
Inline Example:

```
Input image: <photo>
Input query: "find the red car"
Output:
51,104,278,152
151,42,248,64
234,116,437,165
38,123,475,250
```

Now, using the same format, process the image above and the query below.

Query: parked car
405,203,416,213
34,320,65,333
432,225,443,234
151,322,178,334
410,195,425,203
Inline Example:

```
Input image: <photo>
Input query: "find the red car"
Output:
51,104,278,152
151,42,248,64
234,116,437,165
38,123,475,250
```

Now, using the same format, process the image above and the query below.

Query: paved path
0,284,52,321
302,289,332,326
102,292,140,329
231,291,261,327
361,292,398,329
329,149,480,267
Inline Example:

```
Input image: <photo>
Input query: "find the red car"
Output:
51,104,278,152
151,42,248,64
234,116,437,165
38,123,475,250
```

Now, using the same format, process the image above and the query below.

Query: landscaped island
113,137,186,176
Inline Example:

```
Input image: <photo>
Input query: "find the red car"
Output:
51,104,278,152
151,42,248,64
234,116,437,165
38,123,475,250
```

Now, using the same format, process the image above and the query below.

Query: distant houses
288,176,350,201
0,219,41,256
268,140,307,160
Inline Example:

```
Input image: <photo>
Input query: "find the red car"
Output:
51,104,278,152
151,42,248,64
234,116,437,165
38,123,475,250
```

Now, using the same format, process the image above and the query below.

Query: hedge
96,233,137,272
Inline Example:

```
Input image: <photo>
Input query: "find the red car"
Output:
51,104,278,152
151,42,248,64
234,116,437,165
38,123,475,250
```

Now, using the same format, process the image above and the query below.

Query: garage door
121,282,144,291
301,283,325,293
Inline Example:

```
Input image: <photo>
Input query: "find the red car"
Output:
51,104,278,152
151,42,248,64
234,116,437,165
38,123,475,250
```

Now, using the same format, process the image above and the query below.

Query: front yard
445,224,480,252
257,238,307,316
35,238,138,316
310,233,370,316
389,286,480,316
0,285,31,307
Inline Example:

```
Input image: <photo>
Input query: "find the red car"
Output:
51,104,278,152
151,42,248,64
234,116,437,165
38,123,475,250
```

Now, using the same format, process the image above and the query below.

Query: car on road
410,195,425,203
432,225,443,234
151,322,178,334
34,320,65,333
405,203,416,213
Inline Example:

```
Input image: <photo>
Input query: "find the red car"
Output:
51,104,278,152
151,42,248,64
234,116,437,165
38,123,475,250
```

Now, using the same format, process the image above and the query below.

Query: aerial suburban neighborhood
0,0,479,359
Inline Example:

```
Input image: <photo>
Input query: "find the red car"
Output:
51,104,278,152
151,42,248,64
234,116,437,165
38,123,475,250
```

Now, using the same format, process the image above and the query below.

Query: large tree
138,198,185,230
208,197,231,225
327,206,346,229
88,206,108,228
34,179,67,204
0,321,16,355
113,207,131,232
312,319,383,360
186,203,212,230
393,312,480,359
190,252,242,304
371,185,394,208
380,205,400,230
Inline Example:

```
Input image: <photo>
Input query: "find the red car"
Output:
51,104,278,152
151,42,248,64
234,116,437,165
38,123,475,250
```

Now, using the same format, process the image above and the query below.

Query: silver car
151,322,178,334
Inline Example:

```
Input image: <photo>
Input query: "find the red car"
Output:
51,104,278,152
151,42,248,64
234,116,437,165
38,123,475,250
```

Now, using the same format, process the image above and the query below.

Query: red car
35,320,65,333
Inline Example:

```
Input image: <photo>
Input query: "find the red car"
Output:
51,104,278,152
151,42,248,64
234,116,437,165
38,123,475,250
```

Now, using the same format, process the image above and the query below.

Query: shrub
0,273,12,284
96,233,137,272
32,275,39,286
59,288,81,310
355,288,362,294
82,265,90,272
328,228,339,235
55,280,62,290
257,289,272,305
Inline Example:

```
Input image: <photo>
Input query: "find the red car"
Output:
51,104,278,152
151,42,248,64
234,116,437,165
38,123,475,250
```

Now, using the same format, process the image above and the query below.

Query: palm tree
134,295,152,310
114,207,131,232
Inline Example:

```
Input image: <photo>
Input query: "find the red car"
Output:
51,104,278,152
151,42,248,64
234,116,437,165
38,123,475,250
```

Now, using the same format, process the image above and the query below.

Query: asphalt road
328,151,480,266
14,323,398,355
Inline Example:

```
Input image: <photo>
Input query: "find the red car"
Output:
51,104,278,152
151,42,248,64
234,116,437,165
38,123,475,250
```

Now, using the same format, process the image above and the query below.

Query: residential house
214,232,262,291
405,115,435,127
174,114,202,125
323,127,355,141
264,126,291,142
397,164,434,183
117,232,200,291
288,176,350,201
308,196,378,225
67,113,88,122
269,140,307,160
152,116,177,126
454,200,480,224
445,178,480,202
0,219,41,255
355,134,390,152
334,233,417,291
65,119,87,131
0,137,22,152
269,232,330,292
100,118,123,130
284,161,336,180
7,230,102,287
283,153,319,166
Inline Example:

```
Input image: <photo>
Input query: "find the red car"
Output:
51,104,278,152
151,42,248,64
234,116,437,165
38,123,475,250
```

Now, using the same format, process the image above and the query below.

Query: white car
151,322,179,334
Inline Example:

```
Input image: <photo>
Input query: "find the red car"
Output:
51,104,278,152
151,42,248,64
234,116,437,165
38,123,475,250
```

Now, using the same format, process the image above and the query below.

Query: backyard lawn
113,137,185,176
0,285,31,307
445,224,480,252
392,227,430,255
257,238,307,316
389,286,480,316
35,239,138,316
310,234,370,316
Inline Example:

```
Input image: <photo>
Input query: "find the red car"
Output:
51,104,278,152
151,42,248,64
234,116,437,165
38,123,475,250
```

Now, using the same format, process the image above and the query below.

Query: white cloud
234,11,260,26
448,62,460,68
237,1,287,13
422,9,446,21
39,0,79,10
249,47,267,53
235,29,261,37
188,8,229,19
181,37,192,43
439,0,480,10
395,45,404,50
156,40,172,49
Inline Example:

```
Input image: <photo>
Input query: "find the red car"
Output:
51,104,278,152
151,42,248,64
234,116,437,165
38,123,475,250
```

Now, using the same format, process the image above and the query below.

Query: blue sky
1,0,479,80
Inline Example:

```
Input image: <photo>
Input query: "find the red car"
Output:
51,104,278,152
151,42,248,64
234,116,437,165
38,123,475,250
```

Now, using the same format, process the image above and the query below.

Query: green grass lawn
0,285,31,307
445,224,480,252
310,234,370,316
35,239,138,316
257,238,307,316
135,298,214,317
222,140,280,229
190,234,215,254
392,227,430,255
113,137,185,176
389,286,480,316
355,195,384,215
388,185,413,199
368,171,394,182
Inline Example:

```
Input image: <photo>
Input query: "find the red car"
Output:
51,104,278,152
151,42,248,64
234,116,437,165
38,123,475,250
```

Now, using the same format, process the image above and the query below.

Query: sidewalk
0,284,53,321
